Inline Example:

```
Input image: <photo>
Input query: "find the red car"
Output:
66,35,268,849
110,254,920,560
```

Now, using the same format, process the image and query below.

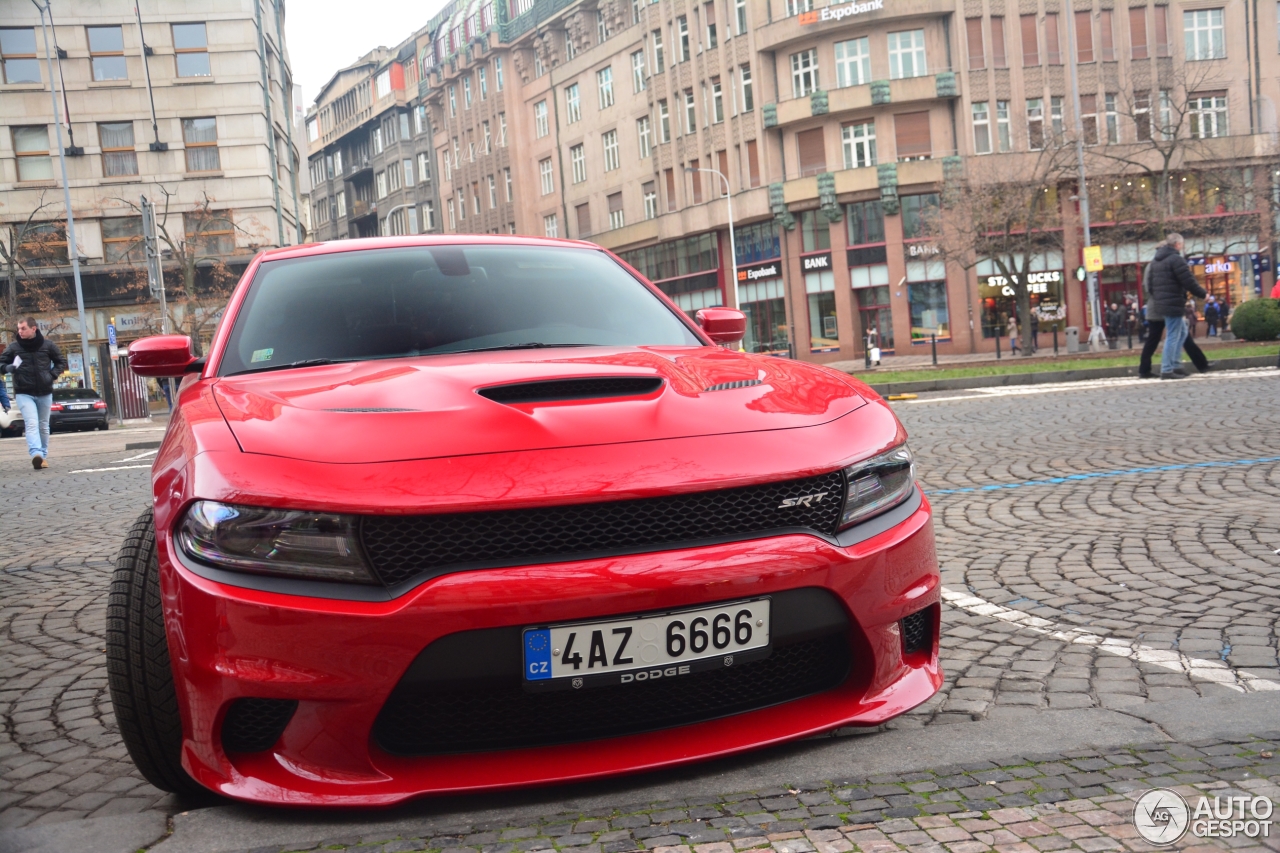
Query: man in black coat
0,317,68,469
1144,233,1207,379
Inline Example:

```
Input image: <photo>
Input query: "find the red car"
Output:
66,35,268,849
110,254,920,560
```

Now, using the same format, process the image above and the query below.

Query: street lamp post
33,0,95,390
1063,7,1106,351
685,167,738,309
380,202,415,236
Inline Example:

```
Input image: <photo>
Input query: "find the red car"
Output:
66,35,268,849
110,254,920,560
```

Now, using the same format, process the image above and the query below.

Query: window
539,158,554,194
996,100,1011,151
846,200,885,245
499,112,507,145
1189,92,1228,137
1130,7,1147,59
99,122,138,176
388,163,402,192
464,75,473,106
684,90,697,134
797,128,826,176
805,265,837,351
705,2,718,48
182,117,220,171
598,10,611,42
473,183,481,214
1099,10,1115,60
326,154,334,179
535,53,545,77
1050,96,1064,138
665,167,678,210
895,111,932,160
658,99,671,142
407,207,418,234
88,26,127,81
0,28,40,83
1185,9,1225,59
835,37,871,87
479,66,488,98
597,66,614,108
404,158,414,187
1020,14,1039,65
448,198,455,230
908,281,950,342
505,168,513,201
644,182,658,219
1026,98,1044,149
678,16,690,61
399,111,410,140
423,200,435,230
1134,91,1151,141
494,56,504,90
787,0,814,16
603,129,620,171
577,203,592,234
534,100,549,138
337,191,346,217
966,18,985,69
736,0,747,34
173,22,211,77
712,78,724,122
740,64,754,111
376,69,392,99
1158,90,1172,139
790,48,819,97
1105,93,1119,142
652,29,666,73
307,118,319,142
1076,11,1094,62
544,214,558,237
972,102,991,154
609,193,625,229
991,16,1007,67
102,217,144,263
571,144,587,182
334,149,343,174
376,171,388,199
689,158,703,203
632,51,646,92
414,105,426,134
888,30,927,79
842,121,877,168
489,174,498,207
1044,13,1061,63
1080,94,1098,144
565,83,581,123
633,0,642,25
637,115,653,158
483,120,491,153
449,86,457,116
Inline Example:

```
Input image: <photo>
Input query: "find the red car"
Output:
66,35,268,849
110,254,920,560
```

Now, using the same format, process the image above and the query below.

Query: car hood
211,347,867,464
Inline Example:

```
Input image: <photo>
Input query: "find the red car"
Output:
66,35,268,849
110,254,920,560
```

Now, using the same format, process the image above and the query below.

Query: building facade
323,0,1279,362
0,0,302,393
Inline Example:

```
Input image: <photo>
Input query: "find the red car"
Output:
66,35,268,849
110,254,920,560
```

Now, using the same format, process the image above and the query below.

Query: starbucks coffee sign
980,270,1062,296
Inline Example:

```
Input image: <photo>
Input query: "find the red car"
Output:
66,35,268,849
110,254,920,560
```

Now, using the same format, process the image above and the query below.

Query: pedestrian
1184,298,1198,339
1007,313,1020,354
1029,312,1040,353
0,317,68,469
1203,297,1220,337
1271,280,1280,299
1140,233,1208,380
1106,302,1126,341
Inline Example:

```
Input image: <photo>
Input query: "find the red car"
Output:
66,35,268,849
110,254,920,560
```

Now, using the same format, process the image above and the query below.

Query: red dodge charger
108,235,941,806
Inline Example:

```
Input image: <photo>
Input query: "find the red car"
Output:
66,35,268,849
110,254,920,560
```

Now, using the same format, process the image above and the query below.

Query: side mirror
129,335,199,377
696,307,747,344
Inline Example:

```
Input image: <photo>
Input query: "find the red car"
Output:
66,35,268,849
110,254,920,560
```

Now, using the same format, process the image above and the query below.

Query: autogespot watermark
1133,788,1274,845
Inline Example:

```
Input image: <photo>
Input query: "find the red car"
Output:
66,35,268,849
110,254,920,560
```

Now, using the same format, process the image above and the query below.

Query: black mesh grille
478,377,663,404
361,470,846,587
902,607,933,655
704,379,763,391
372,633,851,755
220,698,298,753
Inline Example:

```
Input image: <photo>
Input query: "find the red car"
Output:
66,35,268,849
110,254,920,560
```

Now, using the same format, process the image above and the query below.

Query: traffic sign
1083,245,1103,272
107,322,119,359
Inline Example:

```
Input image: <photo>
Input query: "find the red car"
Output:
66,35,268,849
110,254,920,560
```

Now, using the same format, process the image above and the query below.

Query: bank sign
738,260,782,282
798,0,885,24
980,270,1062,296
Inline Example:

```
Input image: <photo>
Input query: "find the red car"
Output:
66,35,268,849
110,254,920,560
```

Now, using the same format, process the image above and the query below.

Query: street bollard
1053,326,1059,356
995,331,1002,360
1127,326,1133,349
864,336,871,370
931,333,937,366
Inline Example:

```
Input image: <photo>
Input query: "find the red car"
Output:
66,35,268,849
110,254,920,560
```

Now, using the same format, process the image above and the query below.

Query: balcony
781,158,943,204
753,0,958,52
346,157,373,177
772,74,950,127
349,199,377,219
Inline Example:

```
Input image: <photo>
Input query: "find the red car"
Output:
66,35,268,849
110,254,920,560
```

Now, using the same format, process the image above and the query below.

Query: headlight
838,444,916,530
177,501,378,584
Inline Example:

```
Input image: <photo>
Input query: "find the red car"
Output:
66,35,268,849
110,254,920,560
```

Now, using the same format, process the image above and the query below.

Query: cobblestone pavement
187,736,1280,853
1,370,1278,839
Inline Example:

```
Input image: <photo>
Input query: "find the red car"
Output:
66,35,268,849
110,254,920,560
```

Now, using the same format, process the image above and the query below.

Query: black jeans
1139,318,1209,376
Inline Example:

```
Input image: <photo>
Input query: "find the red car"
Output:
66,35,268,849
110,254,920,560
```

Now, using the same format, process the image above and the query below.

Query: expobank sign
798,0,885,25
738,260,782,281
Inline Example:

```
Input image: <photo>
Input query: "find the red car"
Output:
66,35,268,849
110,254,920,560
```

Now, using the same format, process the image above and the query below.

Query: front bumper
158,492,941,806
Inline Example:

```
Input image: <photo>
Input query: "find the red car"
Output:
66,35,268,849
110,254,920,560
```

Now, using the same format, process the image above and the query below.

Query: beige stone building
0,0,301,390
323,0,1278,362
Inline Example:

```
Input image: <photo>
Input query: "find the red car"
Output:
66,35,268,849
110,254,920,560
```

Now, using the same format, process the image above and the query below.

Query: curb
863,354,1278,396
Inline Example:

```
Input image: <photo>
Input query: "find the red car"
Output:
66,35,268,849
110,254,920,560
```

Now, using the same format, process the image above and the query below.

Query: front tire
106,508,205,796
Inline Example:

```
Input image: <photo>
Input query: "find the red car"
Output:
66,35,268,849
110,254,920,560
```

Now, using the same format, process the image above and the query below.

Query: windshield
218,245,702,376
53,389,101,401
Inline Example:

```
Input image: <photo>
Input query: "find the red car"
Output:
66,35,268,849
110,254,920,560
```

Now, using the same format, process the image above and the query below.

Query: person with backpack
0,318,68,469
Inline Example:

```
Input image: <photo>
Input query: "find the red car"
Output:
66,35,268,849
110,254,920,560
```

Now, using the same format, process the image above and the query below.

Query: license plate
69,404,90,410
523,598,770,692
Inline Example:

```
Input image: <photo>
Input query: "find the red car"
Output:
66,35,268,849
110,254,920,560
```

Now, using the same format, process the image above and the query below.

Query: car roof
252,235,604,264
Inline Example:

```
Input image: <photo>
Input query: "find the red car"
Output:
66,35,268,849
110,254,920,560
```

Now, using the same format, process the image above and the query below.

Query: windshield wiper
442,342,595,355
229,358,337,376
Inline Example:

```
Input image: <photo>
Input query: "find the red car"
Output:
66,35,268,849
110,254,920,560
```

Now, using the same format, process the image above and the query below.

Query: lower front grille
901,607,934,656
372,633,851,756
221,698,298,753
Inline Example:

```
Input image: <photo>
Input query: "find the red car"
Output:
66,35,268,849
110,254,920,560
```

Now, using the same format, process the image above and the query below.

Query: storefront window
740,278,790,354
979,270,1066,336
900,193,939,239
800,210,831,252
846,200,885,245
734,221,780,265
907,280,949,342
855,284,893,353
1187,255,1244,313
806,270,838,351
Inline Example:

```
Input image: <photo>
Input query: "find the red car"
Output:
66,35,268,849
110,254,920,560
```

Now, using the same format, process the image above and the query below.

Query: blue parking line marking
929,456,1280,496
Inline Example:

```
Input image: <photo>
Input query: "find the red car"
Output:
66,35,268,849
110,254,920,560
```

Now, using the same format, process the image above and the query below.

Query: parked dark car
50,388,109,431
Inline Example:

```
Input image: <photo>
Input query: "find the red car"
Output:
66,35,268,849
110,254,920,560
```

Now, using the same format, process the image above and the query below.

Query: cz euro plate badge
522,598,771,692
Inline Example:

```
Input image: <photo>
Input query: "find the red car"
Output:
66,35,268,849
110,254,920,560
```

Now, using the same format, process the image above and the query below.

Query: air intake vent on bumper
478,377,663,404
221,698,297,753
901,607,934,656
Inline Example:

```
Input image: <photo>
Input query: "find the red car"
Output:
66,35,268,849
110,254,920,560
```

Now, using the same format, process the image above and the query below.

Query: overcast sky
286,0,450,109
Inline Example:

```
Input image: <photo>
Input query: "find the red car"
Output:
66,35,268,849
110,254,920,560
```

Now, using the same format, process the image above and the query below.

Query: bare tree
0,193,67,336
919,143,1076,355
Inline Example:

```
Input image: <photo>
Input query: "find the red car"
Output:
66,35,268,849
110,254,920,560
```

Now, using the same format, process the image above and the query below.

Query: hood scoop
478,376,664,405
324,407,419,413
704,379,763,392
